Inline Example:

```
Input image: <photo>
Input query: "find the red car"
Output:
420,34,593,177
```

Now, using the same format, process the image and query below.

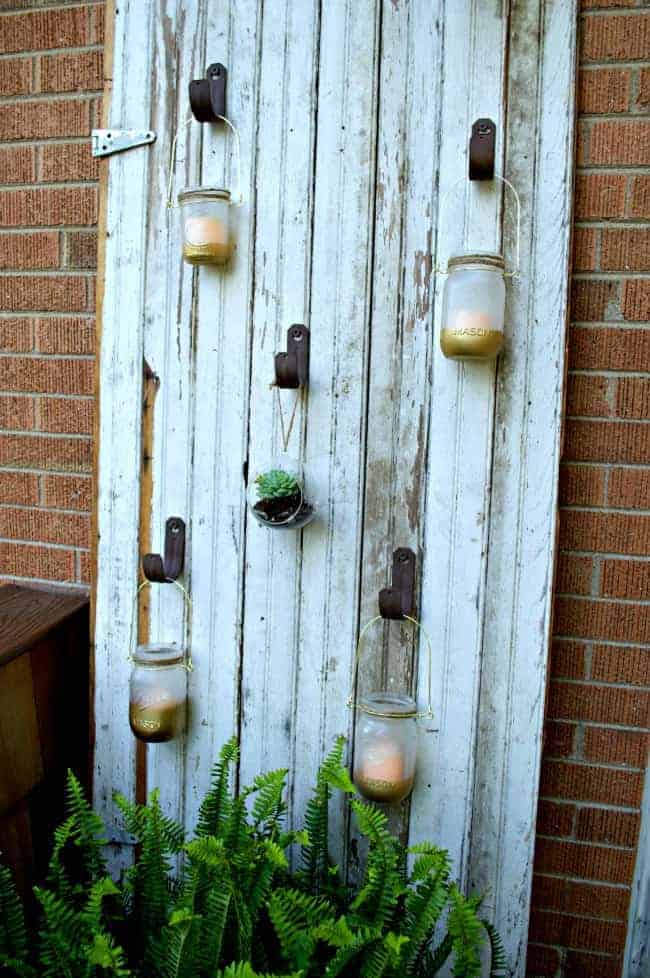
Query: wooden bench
0,584,89,897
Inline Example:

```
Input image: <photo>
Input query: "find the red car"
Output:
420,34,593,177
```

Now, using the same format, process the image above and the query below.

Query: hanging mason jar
129,643,187,743
169,113,242,267
440,252,505,359
247,454,317,530
348,614,433,805
438,174,520,361
127,580,192,744
353,693,417,803
178,187,233,265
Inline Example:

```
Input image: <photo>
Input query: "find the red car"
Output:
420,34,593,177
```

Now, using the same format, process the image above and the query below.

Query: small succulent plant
255,468,300,500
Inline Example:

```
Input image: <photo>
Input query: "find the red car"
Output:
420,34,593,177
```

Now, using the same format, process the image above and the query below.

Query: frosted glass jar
440,253,505,360
353,694,417,804
178,187,232,265
129,644,187,743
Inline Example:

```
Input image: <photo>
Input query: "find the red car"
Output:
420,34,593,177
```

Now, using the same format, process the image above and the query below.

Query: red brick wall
527,3,650,977
0,1,102,587
0,2,648,973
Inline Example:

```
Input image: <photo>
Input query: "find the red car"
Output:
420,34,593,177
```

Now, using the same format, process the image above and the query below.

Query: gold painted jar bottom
129,700,184,743
355,773,415,805
182,241,231,266
440,326,503,360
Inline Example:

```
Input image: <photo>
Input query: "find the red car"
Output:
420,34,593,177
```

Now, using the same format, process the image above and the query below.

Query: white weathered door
94,1,577,973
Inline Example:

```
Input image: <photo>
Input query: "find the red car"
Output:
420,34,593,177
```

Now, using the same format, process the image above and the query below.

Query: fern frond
268,887,336,971
482,919,508,978
300,736,353,897
0,864,29,965
350,801,402,931
447,886,484,978
197,738,239,838
248,769,288,832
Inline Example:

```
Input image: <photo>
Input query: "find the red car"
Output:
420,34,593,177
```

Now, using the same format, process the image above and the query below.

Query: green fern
197,738,239,838
0,864,29,968
300,736,354,899
447,886,485,978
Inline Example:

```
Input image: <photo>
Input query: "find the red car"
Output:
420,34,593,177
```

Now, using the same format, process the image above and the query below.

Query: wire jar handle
346,614,433,720
128,579,193,672
434,173,521,278
166,113,243,209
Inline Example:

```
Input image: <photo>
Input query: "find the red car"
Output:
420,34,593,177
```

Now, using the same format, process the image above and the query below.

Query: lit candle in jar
178,187,233,266
440,308,503,359
183,216,231,265
354,738,414,804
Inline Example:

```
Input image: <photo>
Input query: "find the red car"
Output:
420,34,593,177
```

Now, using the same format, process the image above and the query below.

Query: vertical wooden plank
143,0,205,827
409,0,508,882
356,0,443,840
238,0,320,795
292,0,381,865
469,2,578,973
181,0,262,830
625,767,650,978
94,0,155,868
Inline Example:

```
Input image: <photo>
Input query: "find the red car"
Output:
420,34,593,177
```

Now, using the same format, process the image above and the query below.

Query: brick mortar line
574,221,650,230
573,271,650,280
564,416,650,425
0,231,98,239
0,535,86,551
0,269,95,278
0,181,100,192
0,428,92,440
551,638,650,653
0,573,88,590
0,89,104,105
533,907,634,926
0,47,104,64
0,392,94,401
0,351,94,359
555,594,650,607
0,466,90,477
577,165,650,174
0,501,94,517
0,136,101,147
567,369,650,378
553,633,650,653
533,871,631,893
560,503,650,515
535,834,638,854
549,676,650,692
579,113,650,123
540,797,644,813
528,941,620,961
559,549,650,560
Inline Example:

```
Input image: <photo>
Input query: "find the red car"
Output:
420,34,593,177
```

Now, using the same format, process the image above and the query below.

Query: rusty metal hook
378,547,416,620
143,517,186,583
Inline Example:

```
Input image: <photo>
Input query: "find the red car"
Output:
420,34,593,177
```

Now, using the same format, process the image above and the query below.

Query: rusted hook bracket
469,118,496,181
274,324,310,389
143,517,186,582
189,63,227,123
378,547,416,620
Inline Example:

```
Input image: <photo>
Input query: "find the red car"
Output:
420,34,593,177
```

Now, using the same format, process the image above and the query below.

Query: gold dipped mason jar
129,644,187,743
440,252,505,360
178,187,233,266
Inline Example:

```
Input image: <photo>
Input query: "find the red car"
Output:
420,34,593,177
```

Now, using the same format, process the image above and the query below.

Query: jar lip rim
359,692,417,717
447,251,505,270
133,643,185,664
178,186,231,203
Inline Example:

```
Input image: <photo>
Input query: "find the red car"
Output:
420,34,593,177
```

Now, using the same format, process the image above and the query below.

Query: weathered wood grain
468,4,578,973
410,0,509,886
292,0,382,871
94,0,155,872
94,3,577,967
181,0,262,829
238,0,320,801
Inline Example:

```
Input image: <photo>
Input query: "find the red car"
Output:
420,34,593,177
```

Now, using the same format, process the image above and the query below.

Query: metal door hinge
91,128,156,158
